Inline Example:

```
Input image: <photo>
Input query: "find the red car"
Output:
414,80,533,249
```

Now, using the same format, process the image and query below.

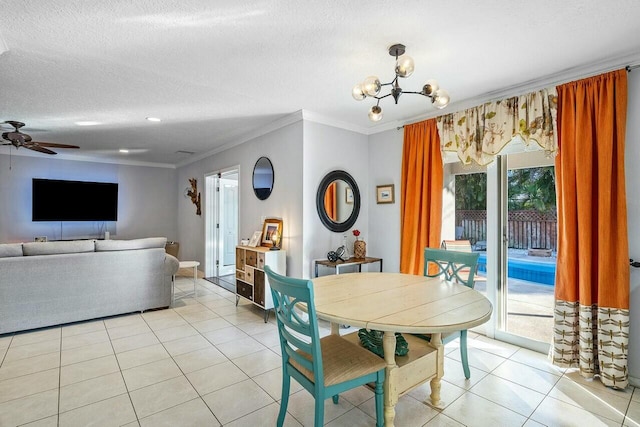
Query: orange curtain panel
552,69,629,388
400,119,443,275
324,182,337,221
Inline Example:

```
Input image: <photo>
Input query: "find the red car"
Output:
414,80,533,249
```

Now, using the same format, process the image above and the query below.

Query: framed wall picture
376,184,395,204
248,231,262,247
345,186,354,204
261,218,283,247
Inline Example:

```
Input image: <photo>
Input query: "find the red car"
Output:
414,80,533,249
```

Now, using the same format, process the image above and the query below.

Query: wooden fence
455,210,557,251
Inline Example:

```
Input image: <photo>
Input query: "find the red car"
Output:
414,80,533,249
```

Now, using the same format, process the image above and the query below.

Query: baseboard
629,374,639,388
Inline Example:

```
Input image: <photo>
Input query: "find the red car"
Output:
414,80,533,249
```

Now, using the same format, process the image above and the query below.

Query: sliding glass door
451,148,556,353
503,158,556,345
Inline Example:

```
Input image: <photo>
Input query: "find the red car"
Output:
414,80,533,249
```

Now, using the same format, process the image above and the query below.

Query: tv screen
32,179,118,221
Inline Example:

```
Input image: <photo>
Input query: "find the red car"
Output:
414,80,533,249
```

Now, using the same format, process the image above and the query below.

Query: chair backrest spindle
424,248,479,288
266,266,324,388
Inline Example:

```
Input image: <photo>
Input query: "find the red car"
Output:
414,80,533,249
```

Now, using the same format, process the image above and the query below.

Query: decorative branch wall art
186,178,202,216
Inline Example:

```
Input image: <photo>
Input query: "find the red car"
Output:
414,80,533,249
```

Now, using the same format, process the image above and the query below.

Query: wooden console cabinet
235,245,286,322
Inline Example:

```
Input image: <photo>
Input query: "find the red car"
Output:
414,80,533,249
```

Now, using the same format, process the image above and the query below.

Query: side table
172,260,200,305
314,256,383,277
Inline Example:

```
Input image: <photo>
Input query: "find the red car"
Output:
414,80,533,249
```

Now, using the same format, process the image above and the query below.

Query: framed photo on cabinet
261,218,283,247
248,231,262,247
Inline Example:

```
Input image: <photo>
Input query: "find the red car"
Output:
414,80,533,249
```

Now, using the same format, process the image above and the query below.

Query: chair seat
290,334,386,387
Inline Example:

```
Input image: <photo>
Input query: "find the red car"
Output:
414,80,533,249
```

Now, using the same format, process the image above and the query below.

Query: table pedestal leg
429,333,444,407
382,331,398,427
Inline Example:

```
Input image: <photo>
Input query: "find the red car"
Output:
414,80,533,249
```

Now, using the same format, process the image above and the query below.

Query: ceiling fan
1,121,79,155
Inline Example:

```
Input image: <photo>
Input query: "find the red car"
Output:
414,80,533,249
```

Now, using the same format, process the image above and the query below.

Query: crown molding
0,147,176,168
175,110,305,168
301,110,370,135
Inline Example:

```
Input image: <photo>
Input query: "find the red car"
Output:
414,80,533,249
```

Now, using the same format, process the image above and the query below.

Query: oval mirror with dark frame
253,156,274,200
316,170,360,232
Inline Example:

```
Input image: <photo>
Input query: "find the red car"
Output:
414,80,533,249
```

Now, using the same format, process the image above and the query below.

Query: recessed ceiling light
119,149,130,153
146,117,161,122
75,121,101,126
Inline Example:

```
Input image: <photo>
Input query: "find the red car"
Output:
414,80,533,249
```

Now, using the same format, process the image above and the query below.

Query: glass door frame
485,155,551,354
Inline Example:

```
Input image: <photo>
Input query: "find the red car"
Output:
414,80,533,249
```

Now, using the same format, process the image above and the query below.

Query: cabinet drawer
236,248,245,270
236,270,245,281
245,266,255,284
254,269,265,306
257,253,265,269
246,250,257,267
236,280,253,301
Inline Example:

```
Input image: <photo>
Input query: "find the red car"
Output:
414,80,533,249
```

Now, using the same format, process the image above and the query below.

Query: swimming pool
477,253,556,286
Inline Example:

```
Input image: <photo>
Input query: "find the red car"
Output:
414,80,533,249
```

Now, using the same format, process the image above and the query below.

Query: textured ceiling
1,1,640,166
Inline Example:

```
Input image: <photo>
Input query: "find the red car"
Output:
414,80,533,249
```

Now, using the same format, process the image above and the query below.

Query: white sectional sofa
0,237,179,334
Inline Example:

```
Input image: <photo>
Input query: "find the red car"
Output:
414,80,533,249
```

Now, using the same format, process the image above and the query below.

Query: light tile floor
0,277,638,427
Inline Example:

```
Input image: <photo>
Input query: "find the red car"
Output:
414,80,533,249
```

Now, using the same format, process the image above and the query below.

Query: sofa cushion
95,237,167,252
22,240,96,256
0,243,23,258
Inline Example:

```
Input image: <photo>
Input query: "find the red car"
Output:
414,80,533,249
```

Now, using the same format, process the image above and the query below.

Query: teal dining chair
264,266,386,427
422,248,480,379
441,239,487,287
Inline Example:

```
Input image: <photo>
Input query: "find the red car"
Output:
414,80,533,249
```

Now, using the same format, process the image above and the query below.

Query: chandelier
352,43,450,122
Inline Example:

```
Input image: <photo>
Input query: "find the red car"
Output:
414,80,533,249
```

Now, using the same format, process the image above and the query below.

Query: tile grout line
104,317,142,425
143,305,223,425
171,292,291,424
57,327,62,427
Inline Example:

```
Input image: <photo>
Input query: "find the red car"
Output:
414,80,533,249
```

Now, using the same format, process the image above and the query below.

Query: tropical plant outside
455,167,556,213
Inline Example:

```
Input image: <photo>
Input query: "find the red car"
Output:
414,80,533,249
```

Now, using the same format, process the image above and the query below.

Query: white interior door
204,167,239,278
219,175,238,275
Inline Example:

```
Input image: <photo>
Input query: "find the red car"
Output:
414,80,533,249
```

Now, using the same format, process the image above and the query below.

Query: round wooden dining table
311,272,492,427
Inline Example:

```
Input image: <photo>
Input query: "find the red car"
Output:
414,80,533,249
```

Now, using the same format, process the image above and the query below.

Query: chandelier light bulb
432,89,451,109
422,79,440,97
352,84,366,101
395,55,415,78
362,76,381,97
368,105,383,122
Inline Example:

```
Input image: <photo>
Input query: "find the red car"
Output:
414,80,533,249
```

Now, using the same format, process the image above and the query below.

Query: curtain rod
395,64,639,131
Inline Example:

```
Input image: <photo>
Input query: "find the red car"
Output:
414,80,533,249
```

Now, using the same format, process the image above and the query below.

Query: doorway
494,153,556,352
205,167,239,292
451,147,556,353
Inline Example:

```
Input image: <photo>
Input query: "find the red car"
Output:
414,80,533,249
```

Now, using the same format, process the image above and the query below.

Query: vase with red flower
353,229,366,259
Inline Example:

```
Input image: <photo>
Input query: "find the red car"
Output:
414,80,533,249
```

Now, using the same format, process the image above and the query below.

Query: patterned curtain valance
436,87,558,166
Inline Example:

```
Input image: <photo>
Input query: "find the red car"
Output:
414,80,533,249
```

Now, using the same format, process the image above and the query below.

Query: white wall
176,121,304,277
302,121,370,278
625,70,640,386
367,128,403,272
175,118,375,280
0,154,177,243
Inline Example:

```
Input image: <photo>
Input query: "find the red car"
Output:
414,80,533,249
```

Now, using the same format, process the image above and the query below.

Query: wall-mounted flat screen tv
32,178,118,221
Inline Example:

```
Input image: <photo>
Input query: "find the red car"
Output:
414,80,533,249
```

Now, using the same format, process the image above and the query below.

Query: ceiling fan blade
25,145,57,155
31,141,79,149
